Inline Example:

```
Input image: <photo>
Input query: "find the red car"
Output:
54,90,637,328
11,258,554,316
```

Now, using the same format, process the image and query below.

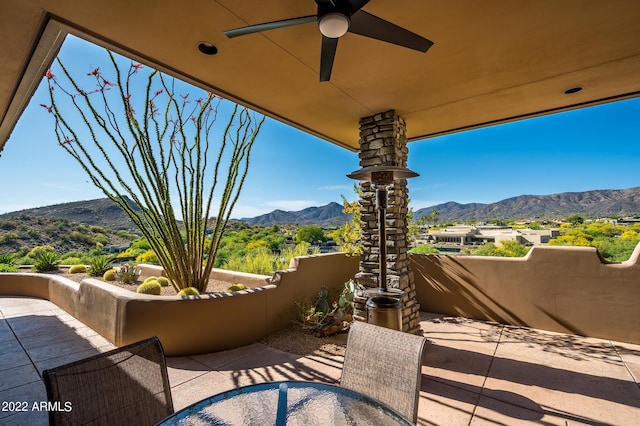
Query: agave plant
32,251,59,273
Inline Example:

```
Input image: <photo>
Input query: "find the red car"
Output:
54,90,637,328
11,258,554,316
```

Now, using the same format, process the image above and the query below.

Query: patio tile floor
1,297,639,425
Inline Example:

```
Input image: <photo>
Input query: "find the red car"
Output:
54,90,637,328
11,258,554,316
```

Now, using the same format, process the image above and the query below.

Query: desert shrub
274,242,317,271
156,276,170,287
136,280,161,295
223,247,273,275
226,283,247,292
246,240,269,250
136,249,160,265
115,263,140,284
409,244,440,254
0,253,15,265
0,263,18,272
117,247,147,259
27,245,56,258
115,230,138,239
103,269,117,281
89,246,105,256
68,264,87,273
0,220,17,230
32,251,59,272
62,257,84,265
69,231,95,244
90,225,107,234
88,256,112,277
61,250,85,260
0,232,19,244
177,287,200,297
94,234,110,245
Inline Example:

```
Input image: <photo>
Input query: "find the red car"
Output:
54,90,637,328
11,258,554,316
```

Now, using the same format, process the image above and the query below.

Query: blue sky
1,35,639,218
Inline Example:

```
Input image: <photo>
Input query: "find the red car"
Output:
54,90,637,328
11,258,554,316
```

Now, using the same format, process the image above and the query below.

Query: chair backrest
340,321,427,423
42,336,173,426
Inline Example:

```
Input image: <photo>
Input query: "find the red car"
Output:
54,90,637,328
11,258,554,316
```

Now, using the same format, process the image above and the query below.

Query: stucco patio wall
0,253,359,356
411,244,640,344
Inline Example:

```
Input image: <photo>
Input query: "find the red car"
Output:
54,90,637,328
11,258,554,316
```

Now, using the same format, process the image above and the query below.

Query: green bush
62,257,84,265
68,264,88,273
0,220,17,230
0,232,18,244
94,234,110,245
69,231,95,244
409,244,440,254
32,251,59,272
136,249,160,265
28,245,56,258
0,253,15,265
177,287,200,297
88,256,112,277
90,225,107,234
136,280,161,295
0,263,18,272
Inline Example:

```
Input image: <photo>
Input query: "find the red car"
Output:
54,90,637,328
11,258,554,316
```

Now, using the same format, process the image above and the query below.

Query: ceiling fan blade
346,0,371,14
349,11,434,52
320,36,339,82
224,15,317,38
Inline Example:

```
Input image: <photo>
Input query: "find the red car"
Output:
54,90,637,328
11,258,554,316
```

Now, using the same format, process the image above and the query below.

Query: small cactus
103,269,117,281
177,287,200,297
136,280,161,295
226,283,247,292
143,276,158,283
156,276,170,287
68,264,87,274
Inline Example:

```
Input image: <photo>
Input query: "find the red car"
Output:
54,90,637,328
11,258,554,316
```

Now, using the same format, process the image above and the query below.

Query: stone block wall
353,110,421,334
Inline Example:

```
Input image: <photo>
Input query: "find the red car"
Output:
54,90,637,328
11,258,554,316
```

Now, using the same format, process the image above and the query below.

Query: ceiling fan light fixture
197,42,218,55
564,86,583,95
319,13,350,38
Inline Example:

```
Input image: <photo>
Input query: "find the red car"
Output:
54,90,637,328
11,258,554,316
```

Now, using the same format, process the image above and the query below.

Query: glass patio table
156,380,412,425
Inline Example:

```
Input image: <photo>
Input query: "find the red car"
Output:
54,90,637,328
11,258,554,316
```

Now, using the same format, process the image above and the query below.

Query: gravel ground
57,270,233,295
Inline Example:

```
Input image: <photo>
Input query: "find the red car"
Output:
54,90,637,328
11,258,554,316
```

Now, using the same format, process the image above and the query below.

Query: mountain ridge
415,186,640,221
1,186,639,230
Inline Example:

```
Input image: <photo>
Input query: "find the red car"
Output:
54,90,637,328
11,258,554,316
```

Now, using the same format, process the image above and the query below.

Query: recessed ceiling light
197,42,218,55
564,86,583,95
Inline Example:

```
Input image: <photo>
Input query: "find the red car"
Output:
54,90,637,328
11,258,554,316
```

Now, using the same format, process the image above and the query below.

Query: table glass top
157,381,412,425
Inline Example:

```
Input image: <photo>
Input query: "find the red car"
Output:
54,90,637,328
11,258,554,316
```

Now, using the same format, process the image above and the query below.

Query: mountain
2,186,639,234
242,202,349,227
0,198,140,232
415,187,640,221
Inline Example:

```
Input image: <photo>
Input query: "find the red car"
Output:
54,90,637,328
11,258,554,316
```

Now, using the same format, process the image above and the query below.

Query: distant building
617,217,640,224
103,242,132,254
416,225,559,247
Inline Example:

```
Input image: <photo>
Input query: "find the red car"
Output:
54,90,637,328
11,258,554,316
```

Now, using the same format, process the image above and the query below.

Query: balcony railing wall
412,244,640,344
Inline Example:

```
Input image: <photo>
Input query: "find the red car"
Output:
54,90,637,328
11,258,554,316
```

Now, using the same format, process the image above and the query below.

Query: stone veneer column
353,110,421,334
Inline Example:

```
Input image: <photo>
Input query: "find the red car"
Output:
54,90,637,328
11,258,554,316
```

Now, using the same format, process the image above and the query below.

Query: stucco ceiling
1,0,640,152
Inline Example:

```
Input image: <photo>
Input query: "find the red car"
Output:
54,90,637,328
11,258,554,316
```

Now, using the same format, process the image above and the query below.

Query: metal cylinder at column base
366,296,402,331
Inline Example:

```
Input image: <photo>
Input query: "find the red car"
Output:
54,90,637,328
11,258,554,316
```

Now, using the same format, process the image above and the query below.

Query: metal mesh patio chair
42,336,174,426
340,321,427,424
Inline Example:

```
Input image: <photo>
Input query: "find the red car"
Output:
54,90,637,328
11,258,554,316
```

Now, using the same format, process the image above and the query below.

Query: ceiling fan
224,0,433,82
